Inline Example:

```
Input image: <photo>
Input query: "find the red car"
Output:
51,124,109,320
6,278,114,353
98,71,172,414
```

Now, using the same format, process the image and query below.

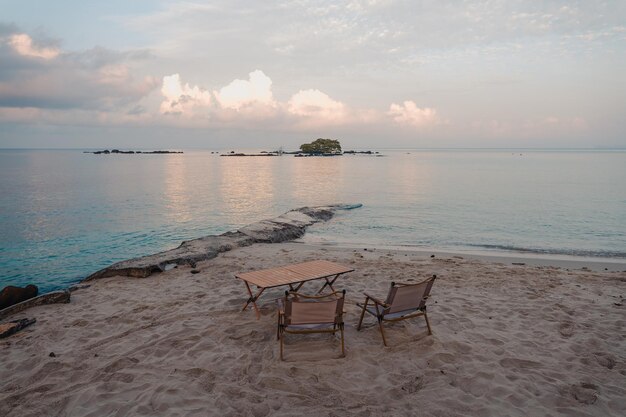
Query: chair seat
285,323,336,331
362,305,421,320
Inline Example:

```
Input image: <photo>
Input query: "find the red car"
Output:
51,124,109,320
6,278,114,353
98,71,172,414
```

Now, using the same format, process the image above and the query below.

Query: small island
218,138,381,157
296,138,342,156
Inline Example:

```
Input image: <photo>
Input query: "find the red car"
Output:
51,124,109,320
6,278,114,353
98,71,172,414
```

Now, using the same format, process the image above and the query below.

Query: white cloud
388,101,438,127
158,71,351,128
214,70,275,110
160,74,212,115
157,71,445,132
287,89,346,123
8,33,59,59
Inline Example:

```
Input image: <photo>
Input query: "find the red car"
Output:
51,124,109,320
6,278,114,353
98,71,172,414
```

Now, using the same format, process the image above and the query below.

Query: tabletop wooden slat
236,267,304,288
284,260,353,279
236,260,354,289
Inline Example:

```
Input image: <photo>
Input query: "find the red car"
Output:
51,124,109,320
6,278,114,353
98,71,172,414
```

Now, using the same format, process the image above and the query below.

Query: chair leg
340,325,345,357
377,318,388,346
424,311,432,335
357,299,368,330
279,329,285,361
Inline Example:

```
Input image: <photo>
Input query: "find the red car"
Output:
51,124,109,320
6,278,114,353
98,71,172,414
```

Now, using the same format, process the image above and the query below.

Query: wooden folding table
236,260,354,319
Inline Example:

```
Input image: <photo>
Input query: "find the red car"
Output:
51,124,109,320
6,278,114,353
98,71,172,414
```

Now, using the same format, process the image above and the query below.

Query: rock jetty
84,204,362,281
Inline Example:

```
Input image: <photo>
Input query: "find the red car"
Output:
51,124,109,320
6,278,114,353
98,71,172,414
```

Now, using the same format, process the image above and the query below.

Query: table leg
317,274,341,294
242,281,265,319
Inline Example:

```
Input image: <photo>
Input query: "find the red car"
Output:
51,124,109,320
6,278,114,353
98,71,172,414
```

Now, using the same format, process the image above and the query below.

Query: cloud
287,89,347,123
158,71,354,128
160,74,212,115
214,70,275,110
157,70,446,132
8,33,59,59
388,101,438,127
0,28,158,111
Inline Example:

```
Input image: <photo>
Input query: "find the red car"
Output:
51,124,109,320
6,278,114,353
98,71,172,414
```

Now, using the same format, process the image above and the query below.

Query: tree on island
299,138,342,155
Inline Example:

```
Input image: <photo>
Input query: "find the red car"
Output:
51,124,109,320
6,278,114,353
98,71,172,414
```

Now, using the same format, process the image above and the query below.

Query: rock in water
0,285,39,309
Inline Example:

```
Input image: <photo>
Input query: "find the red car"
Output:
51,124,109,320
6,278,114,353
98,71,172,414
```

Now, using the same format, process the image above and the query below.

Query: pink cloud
287,89,346,123
160,74,212,115
8,33,60,59
388,101,438,127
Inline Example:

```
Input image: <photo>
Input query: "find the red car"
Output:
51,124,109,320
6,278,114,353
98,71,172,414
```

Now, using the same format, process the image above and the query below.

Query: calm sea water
1,149,625,293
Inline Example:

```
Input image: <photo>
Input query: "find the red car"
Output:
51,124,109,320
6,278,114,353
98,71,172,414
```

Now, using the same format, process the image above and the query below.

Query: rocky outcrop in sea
83,204,362,281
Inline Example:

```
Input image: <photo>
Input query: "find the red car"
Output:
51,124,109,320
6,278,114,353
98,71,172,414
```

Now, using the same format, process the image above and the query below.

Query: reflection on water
21,151,72,242
164,154,192,224
289,157,343,203
384,153,433,206
1,149,625,293
218,157,278,226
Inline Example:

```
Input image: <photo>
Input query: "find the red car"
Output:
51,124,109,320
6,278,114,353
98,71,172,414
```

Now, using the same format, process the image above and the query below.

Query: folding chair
277,290,346,360
357,275,436,346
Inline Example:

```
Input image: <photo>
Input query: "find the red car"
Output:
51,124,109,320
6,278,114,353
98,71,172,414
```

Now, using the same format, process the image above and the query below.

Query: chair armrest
396,276,436,287
364,293,389,307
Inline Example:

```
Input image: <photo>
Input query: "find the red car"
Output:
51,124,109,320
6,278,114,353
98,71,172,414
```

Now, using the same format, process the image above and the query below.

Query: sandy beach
1,242,625,417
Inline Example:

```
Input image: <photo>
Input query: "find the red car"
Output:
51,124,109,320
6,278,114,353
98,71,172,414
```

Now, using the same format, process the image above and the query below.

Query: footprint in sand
594,352,616,369
569,382,599,405
559,322,574,338
105,372,135,383
102,357,139,373
400,375,424,393
499,357,542,369
179,368,216,393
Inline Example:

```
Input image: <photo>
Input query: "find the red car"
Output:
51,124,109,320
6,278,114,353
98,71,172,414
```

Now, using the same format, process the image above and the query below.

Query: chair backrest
283,291,345,325
384,275,436,314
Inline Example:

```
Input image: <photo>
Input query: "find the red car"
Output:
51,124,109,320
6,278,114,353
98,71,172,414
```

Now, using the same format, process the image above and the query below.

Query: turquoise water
1,149,625,293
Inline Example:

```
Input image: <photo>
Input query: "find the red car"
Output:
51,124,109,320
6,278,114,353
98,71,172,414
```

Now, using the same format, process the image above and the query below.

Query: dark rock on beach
84,204,362,281
0,285,38,310
0,290,71,321
0,318,36,339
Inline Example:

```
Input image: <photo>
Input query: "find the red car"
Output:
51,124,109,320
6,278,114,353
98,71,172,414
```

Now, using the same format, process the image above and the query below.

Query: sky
0,0,625,149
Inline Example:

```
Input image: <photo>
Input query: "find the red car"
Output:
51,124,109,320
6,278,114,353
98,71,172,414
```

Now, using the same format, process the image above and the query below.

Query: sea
1,148,625,293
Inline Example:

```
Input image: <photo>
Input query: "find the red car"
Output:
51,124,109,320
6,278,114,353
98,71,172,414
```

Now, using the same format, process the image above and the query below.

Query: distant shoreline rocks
84,149,381,156
221,150,381,157
84,149,183,155
343,150,380,155
221,151,280,157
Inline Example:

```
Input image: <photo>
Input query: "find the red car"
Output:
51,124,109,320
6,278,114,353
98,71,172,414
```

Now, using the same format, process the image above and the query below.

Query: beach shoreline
293,241,626,272
1,241,624,416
